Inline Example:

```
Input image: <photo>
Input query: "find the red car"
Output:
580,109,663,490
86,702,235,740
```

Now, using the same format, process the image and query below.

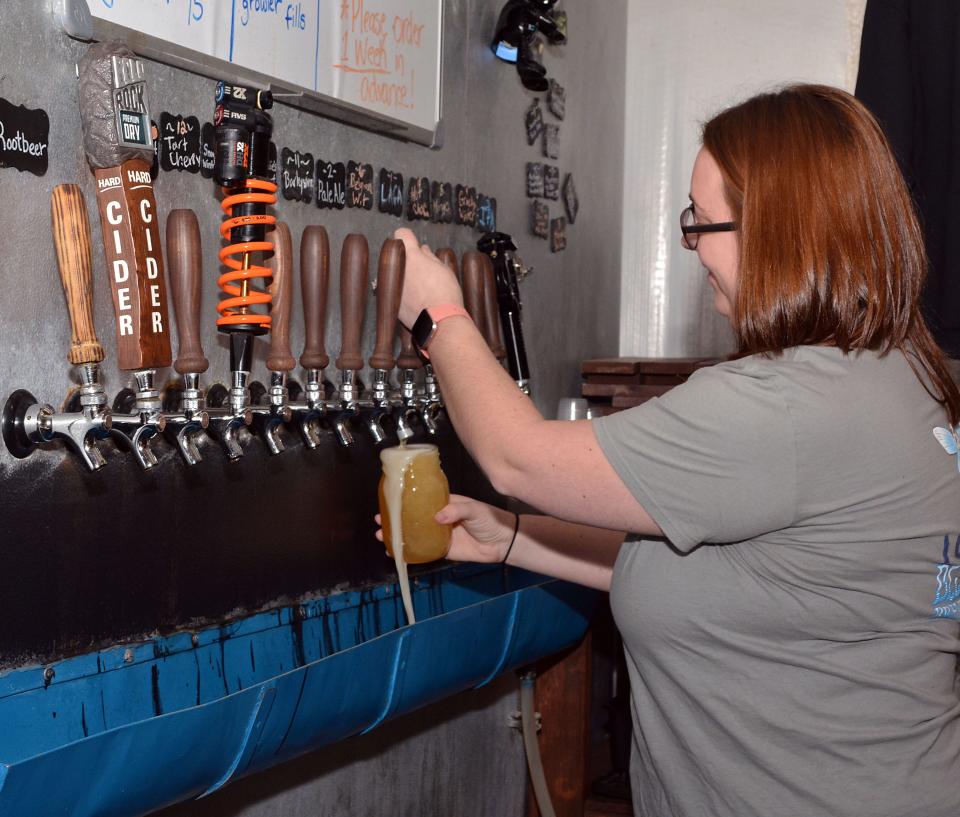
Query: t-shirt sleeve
591,362,798,552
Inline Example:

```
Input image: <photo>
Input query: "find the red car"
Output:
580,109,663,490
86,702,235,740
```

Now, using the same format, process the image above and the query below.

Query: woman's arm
392,229,662,536
377,494,626,591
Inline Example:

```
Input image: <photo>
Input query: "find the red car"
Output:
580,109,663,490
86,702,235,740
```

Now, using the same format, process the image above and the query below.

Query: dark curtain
856,0,960,358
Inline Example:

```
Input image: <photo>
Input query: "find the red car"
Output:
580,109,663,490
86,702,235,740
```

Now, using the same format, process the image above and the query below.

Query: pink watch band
419,304,470,359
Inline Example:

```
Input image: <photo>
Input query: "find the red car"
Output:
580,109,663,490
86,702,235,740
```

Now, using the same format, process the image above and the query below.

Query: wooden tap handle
50,184,105,365
335,233,369,371
436,247,459,279
266,221,295,372
165,209,209,375
300,225,330,370
397,326,423,370
460,251,487,330
481,254,507,361
369,238,405,371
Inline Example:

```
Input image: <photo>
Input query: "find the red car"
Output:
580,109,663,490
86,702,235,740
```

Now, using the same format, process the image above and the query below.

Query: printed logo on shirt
933,534,960,619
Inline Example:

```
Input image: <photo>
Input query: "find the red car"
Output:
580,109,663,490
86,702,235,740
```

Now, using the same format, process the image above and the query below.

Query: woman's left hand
392,228,464,328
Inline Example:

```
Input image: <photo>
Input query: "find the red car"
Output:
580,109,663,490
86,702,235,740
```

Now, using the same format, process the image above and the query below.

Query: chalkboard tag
406,176,432,220
158,113,201,173
281,148,315,203
526,162,545,198
547,80,566,120
430,181,454,223
346,161,374,209
268,142,279,186
316,160,346,210
149,120,160,177
543,165,560,200
476,195,497,233
0,98,49,176
200,122,216,179
563,173,579,224
543,124,560,159
550,216,567,253
455,185,478,227
525,98,544,146
378,168,404,216
531,200,549,239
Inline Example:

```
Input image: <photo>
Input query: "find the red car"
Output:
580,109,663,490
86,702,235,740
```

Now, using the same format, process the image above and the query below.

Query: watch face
412,308,436,352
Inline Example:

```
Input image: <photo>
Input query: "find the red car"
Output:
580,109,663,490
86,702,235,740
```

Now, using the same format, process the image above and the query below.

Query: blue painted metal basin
0,564,598,817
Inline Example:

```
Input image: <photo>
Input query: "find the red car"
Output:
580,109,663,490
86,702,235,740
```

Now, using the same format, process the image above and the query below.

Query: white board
72,0,443,145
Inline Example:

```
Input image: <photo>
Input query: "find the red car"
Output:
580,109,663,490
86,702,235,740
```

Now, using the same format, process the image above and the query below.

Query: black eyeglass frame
680,204,737,250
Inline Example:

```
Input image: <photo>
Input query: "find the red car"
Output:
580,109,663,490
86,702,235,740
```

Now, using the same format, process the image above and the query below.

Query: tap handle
266,221,295,372
460,251,487,330
335,233,369,371
300,225,330,370
397,325,423,370
481,253,507,361
436,247,459,279
369,238,405,371
165,209,209,375
50,184,105,365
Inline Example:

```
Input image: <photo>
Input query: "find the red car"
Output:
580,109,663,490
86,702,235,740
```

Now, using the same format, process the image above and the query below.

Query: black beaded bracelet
502,512,521,564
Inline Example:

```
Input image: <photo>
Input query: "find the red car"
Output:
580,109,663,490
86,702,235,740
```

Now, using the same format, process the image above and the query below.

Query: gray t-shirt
593,346,960,817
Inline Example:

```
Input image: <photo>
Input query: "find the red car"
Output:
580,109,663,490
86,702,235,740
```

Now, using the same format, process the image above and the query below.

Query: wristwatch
411,304,470,359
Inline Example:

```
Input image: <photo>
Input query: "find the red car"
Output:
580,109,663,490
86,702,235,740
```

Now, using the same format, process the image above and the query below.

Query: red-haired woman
383,85,960,817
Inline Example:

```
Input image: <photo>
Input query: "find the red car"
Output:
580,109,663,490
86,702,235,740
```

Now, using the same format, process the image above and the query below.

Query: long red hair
702,84,960,427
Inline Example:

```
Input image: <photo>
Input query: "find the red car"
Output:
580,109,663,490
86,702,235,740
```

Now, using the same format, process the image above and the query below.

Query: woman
383,85,960,816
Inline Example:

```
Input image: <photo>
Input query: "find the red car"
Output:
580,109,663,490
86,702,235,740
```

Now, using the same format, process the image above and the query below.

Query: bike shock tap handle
335,234,370,373
300,225,330,371
165,209,209,376
369,239,405,372
266,222,295,373
51,185,106,366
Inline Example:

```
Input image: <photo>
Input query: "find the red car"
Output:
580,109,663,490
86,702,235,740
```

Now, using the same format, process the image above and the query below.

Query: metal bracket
51,0,94,41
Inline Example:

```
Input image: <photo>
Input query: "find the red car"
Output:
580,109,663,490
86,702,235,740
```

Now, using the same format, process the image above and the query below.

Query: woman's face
688,148,739,319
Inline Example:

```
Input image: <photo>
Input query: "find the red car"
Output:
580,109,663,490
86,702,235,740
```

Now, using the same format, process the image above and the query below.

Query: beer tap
394,326,424,441
366,238,406,444
478,232,529,393
2,185,113,471
461,250,489,332
163,209,211,466
249,222,295,454
291,225,330,449
479,252,509,362
328,234,369,447
206,80,276,460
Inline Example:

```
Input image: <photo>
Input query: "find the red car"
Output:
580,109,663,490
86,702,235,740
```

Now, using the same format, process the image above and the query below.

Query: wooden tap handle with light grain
480,254,508,361
335,233,369,371
436,247,459,280
369,238,405,371
266,221,295,373
300,225,330,371
397,326,423,370
165,209,209,375
50,184,105,366
460,251,487,330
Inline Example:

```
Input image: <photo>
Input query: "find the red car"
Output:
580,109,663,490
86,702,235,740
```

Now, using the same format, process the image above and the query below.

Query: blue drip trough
0,564,598,817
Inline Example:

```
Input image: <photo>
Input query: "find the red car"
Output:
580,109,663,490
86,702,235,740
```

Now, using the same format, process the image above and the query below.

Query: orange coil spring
217,178,278,329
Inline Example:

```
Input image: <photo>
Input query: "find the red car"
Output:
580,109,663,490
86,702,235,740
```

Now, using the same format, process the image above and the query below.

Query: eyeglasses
680,205,737,250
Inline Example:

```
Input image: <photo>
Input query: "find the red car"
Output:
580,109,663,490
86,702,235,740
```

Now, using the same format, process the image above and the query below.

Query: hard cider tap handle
460,251,487,331
50,184,105,365
369,238,405,371
436,247,459,279
165,209,209,375
300,225,330,371
397,327,423,370
335,233,369,371
480,254,507,361
266,221,295,372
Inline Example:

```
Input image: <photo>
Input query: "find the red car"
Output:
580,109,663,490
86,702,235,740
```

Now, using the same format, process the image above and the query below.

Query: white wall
620,0,866,357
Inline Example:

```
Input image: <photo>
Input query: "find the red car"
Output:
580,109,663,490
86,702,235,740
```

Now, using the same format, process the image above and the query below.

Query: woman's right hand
375,494,516,564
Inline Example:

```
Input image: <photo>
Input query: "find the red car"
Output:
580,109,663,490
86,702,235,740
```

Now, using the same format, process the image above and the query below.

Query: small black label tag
316,160,346,209
158,113,201,173
200,122,216,179
0,98,50,176
347,161,374,209
281,147,315,202
378,169,404,216
477,195,497,233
